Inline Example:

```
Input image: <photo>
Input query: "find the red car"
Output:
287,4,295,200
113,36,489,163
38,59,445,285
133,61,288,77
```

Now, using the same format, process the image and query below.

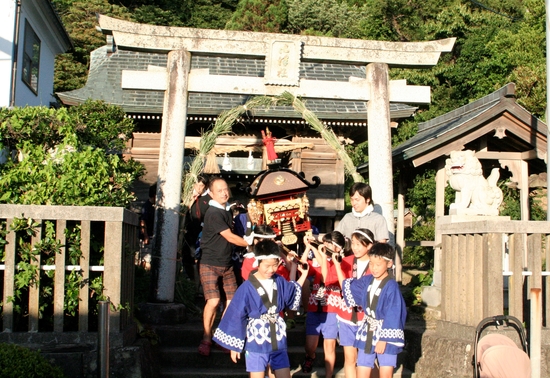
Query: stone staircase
150,314,418,378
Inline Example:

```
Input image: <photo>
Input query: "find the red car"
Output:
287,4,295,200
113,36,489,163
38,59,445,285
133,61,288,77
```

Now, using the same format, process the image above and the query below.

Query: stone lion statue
445,150,503,216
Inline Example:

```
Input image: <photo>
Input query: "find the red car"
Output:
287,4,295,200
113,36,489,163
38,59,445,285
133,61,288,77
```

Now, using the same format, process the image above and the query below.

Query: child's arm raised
332,256,345,288
296,261,310,287
317,245,330,281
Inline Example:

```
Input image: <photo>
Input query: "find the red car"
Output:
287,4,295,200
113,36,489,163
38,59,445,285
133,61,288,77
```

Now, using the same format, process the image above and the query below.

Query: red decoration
261,128,278,161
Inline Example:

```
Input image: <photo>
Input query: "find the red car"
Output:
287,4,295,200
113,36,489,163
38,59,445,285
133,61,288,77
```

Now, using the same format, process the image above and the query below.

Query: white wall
15,1,56,107
0,1,17,108
1,0,70,108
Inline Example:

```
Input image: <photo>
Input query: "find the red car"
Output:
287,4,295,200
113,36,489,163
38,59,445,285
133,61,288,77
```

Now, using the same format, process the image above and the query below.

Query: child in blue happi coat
334,242,407,378
213,239,309,378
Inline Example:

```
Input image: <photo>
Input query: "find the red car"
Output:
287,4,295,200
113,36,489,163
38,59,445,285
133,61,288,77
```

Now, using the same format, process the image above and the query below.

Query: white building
0,0,72,108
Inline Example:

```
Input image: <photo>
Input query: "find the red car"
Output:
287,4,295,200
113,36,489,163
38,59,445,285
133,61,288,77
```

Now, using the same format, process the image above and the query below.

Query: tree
189,0,240,29
0,101,143,207
115,0,238,29
52,0,133,93
389,0,546,120
226,0,288,32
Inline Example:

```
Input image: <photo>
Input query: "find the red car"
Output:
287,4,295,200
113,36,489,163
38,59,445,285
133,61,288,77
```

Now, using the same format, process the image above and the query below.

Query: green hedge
0,343,64,377
0,101,144,207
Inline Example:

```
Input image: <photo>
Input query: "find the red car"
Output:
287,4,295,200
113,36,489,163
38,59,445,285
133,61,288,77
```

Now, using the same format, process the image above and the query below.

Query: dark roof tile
58,46,415,121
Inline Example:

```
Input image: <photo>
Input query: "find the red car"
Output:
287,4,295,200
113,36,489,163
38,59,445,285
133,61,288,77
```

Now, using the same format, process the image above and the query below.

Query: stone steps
152,317,417,377
158,365,415,378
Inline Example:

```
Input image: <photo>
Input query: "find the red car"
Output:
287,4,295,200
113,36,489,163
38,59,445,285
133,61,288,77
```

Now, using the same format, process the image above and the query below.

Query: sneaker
302,355,315,373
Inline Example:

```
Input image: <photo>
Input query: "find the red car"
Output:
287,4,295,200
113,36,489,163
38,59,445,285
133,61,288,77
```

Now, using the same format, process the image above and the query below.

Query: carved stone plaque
264,40,302,86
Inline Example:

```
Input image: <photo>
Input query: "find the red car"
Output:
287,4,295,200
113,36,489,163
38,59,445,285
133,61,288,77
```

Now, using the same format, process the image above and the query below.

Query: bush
0,343,64,377
0,101,144,207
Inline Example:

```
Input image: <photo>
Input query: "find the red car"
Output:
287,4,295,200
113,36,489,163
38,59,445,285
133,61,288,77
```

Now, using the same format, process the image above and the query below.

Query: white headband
352,230,373,244
252,253,280,267
332,241,342,250
372,255,393,262
244,232,277,245
255,254,280,261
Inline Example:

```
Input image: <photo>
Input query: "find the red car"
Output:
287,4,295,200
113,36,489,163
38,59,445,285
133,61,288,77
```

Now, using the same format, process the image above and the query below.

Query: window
22,21,40,93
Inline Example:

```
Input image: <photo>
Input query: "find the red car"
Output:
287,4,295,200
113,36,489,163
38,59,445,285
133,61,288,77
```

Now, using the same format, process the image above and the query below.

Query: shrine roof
357,83,548,172
57,46,417,120
246,166,320,199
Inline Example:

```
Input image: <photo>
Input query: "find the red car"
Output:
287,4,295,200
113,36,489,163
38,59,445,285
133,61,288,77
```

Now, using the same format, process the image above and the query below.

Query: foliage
226,0,287,32
403,268,434,306
0,221,7,260
0,102,140,327
499,180,522,219
406,170,437,220
397,169,449,268
5,218,41,314
285,0,360,37
346,140,368,167
52,0,134,93
134,265,151,305
64,225,84,316
400,169,437,268
68,100,135,152
174,274,202,316
388,0,546,120
0,101,143,207
0,343,64,378
131,5,186,26
499,180,547,221
403,223,435,268
116,0,238,29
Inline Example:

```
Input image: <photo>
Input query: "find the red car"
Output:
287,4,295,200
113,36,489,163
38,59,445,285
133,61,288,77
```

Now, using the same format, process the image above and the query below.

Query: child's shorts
357,350,397,368
245,350,290,372
337,321,358,347
305,312,338,339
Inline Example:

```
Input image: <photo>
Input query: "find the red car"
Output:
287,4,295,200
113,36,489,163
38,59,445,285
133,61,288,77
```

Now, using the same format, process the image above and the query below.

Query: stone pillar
151,49,191,302
434,160,446,286
396,175,405,283
421,159,446,307
366,63,395,245
520,159,529,220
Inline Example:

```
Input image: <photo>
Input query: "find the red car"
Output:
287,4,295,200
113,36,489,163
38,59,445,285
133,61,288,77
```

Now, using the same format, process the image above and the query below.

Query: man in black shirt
198,177,248,356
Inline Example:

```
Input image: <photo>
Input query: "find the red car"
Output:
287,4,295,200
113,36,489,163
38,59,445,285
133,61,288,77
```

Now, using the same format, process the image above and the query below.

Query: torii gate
97,15,455,302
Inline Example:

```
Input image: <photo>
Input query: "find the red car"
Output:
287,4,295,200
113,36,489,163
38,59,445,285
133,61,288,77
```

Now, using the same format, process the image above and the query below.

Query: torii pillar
366,63,395,246
150,50,190,302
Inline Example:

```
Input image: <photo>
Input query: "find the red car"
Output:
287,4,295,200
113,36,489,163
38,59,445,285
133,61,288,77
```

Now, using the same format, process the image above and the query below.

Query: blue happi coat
213,274,302,354
342,275,407,355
